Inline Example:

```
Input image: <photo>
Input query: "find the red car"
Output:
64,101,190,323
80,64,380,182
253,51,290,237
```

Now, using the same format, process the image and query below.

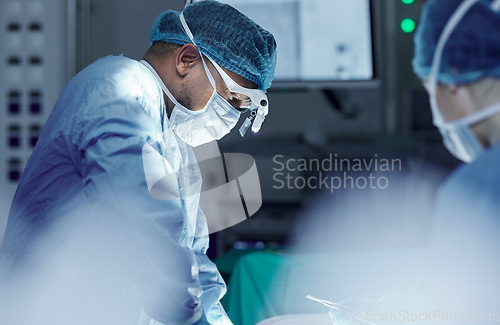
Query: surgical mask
141,58,240,147
435,102,500,162
428,0,500,162
204,56,269,136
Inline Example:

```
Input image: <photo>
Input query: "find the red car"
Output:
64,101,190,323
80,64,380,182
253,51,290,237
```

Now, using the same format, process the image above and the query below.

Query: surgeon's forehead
223,68,258,90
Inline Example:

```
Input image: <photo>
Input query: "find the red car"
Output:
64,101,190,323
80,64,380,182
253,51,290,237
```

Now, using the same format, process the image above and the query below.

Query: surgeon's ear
175,43,200,77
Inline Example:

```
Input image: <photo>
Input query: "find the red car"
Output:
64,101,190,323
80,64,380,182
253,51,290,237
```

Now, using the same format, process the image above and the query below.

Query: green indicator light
401,0,415,4
401,18,416,33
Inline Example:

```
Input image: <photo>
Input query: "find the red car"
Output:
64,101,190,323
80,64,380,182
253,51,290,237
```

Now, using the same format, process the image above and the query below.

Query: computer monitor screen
194,0,374,85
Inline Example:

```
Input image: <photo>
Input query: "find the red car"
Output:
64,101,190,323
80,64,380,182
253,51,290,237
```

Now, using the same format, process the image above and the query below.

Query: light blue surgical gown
425,143,500,317
0,56,229,325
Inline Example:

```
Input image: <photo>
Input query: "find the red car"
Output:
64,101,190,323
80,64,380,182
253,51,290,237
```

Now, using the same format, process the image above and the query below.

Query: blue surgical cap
150,0,277,90
413,0,500,85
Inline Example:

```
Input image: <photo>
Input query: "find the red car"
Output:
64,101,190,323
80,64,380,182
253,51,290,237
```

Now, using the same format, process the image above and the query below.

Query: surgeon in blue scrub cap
0,1,276,325
414,0,500,163
413,0,500,316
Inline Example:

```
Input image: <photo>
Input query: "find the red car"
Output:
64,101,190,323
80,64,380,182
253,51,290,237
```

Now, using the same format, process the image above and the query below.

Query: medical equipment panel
0,0,71,244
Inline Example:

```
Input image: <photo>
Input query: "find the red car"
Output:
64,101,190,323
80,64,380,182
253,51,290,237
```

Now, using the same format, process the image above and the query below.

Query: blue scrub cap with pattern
413,0,500,85
150,0,277,91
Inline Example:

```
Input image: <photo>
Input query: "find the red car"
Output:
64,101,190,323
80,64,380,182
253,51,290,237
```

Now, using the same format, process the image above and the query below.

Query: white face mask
140,57,240,147
433,101,500,163
169,90,241,147
428,0,500,163
437,121,483,163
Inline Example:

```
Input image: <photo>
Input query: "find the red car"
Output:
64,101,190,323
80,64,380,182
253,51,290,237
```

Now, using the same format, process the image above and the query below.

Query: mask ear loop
179,11,217,92
140,59,184,109
428,0,479,126
442,102,500,133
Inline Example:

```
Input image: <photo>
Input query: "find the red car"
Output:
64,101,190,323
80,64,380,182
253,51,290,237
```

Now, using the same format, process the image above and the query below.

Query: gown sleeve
73,95,209,325
192,207,232,325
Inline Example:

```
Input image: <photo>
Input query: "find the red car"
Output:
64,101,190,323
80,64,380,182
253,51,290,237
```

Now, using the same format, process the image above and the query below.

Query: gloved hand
255,313,332,325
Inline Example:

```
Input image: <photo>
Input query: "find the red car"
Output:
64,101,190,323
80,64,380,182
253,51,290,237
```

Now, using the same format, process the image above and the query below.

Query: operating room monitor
195,0,375,87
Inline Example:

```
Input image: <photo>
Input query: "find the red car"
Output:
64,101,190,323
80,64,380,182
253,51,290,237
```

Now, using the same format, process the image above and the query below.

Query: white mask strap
444,101,500,128
179,11,217,90
140,59,182,107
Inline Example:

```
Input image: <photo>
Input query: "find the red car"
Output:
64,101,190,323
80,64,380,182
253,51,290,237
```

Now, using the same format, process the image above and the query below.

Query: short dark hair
143,41,182,60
